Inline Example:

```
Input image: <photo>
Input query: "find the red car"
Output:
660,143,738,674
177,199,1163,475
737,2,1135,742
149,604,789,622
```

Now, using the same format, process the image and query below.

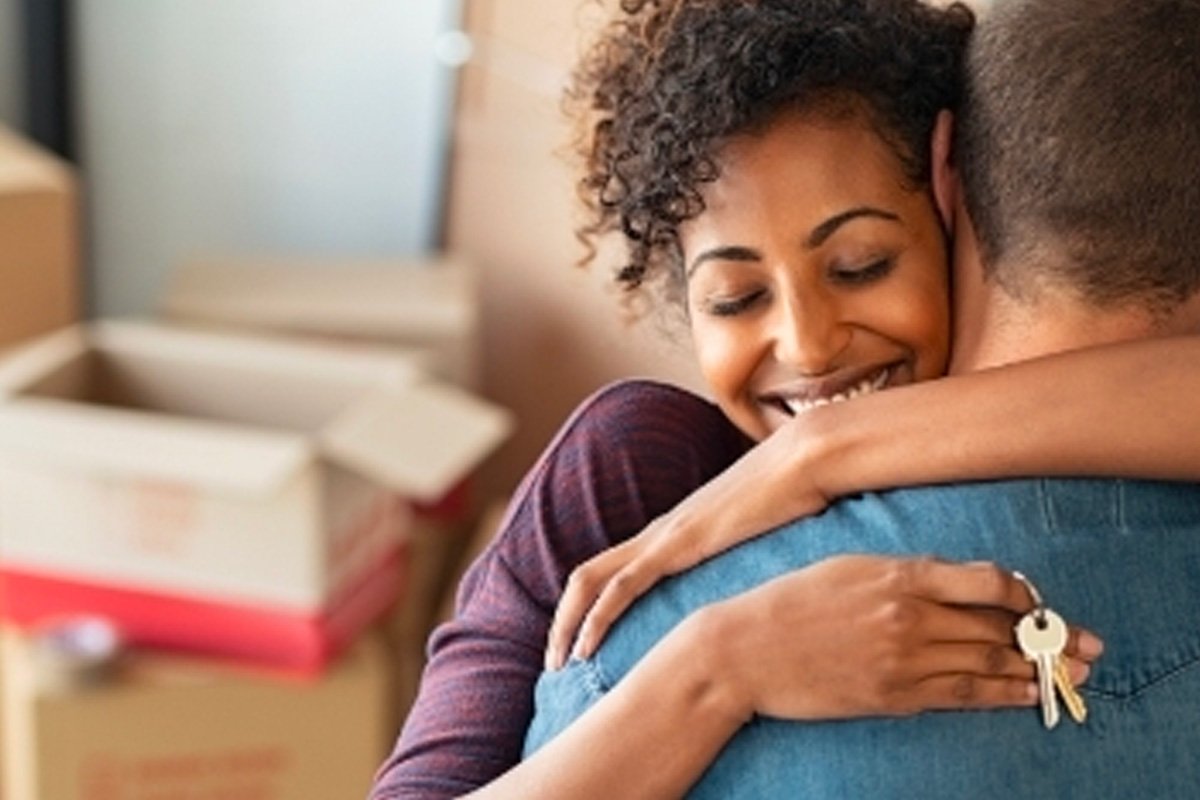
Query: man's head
954,0,1200,317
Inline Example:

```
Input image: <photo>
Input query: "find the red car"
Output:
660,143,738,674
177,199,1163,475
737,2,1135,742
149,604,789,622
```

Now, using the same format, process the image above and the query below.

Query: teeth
779,367,890,416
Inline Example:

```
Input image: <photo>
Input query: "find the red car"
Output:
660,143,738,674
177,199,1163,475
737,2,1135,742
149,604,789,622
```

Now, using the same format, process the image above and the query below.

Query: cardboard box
0,321,512,669
1,627,391,800
161,257,481,389
0,127,80,351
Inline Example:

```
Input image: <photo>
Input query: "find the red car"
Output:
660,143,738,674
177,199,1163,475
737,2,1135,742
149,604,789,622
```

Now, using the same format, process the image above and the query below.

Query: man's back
526,479,1200,797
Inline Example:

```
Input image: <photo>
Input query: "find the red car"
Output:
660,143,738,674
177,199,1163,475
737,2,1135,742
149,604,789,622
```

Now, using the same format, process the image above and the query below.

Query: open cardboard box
0,321,512,670
0,626,391,800
161,256,481,389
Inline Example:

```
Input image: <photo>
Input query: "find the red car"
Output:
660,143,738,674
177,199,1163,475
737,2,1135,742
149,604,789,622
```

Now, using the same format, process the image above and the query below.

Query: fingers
910,674,1039,712
908,658,1092,712
906,641,1034,682
907,598,1104,668
902,558,1033,613
572,562,660,661
546,574,594,670
909,600,1018,645
1061,657,1092,686
547,546,631,670
906,644,1091,686
1065,624,1105,662
901,558,1106,660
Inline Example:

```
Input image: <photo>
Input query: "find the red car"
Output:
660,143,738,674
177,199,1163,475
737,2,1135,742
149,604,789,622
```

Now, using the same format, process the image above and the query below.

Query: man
525,0,1200,795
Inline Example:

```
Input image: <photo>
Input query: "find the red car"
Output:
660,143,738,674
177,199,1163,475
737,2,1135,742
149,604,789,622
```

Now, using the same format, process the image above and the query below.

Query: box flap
0,398,312,494
161,258,476,341
321,382,512,501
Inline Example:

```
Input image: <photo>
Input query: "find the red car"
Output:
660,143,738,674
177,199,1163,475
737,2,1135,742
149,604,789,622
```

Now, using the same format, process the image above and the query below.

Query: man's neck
950,283,1200,374
945,206,1200,373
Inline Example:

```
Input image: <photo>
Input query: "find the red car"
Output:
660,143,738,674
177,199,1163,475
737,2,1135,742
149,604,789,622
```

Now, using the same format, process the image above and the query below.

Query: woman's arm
369,381,748,798
371,380,1098,798
811,334,1200,496
470,556,1097,800
551,335,1200,662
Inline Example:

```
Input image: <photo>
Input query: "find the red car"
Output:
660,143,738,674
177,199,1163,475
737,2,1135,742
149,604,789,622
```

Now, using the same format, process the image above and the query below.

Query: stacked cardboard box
0,321,511,673
0,125,84,794
157,257,504,723
0,322,510,797
1,626,392,800
0,126,514,796
161,257,481,389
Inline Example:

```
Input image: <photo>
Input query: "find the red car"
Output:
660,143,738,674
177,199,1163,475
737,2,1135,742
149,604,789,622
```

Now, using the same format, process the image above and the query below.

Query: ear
930,110,957,232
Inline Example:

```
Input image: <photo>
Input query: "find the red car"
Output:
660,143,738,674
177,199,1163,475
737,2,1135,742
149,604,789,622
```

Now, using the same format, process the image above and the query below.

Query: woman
371,0,1189,796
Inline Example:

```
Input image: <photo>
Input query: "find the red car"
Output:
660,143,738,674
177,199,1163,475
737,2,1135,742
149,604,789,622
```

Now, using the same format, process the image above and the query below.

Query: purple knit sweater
370,380,749,798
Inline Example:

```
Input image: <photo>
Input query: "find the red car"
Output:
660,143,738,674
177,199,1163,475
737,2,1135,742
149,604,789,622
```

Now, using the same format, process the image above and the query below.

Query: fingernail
1078,631,1105,659
1025,682,1040,702
1068,660,1091,684
544,647,559,671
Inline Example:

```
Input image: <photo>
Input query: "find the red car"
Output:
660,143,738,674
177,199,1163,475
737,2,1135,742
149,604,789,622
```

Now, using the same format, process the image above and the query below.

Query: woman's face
683,109,951,441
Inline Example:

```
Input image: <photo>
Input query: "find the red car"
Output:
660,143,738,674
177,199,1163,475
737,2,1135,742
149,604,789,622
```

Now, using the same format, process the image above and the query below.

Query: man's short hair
956,0,1200,312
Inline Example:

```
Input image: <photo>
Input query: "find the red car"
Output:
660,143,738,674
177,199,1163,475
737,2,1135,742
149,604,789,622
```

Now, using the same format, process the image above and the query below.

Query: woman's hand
548,509,783,668
689,554,1103,721
547,419,841,670
546,517,673,669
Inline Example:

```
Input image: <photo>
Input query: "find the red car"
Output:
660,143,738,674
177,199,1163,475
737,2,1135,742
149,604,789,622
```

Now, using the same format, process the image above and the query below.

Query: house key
1013,572,1087,728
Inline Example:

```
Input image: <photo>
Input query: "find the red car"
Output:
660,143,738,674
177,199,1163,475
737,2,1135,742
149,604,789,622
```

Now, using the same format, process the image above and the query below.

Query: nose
772,287,851,375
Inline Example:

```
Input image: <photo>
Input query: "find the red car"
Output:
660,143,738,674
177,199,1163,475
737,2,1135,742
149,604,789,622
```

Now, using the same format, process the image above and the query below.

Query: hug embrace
374,0,1200,797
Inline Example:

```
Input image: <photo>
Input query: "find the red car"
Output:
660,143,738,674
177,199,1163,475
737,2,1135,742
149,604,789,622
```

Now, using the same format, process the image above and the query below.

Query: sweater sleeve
368,379,749,799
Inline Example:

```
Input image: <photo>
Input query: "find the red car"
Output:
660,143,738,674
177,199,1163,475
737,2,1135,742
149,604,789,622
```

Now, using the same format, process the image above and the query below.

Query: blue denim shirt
524,479,1200,798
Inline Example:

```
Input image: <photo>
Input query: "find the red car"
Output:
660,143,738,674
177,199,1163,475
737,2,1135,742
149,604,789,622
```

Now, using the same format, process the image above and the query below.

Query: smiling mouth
768,366,892,417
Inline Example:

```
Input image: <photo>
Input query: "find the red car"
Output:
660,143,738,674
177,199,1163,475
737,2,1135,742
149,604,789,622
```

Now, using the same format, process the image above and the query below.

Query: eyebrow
687,245,760,277
686,206,903,278
806,207,901,248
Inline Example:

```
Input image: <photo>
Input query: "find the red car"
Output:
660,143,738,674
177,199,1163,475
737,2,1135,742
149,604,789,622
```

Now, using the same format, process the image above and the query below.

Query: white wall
75,0,462,316
0,0,23,130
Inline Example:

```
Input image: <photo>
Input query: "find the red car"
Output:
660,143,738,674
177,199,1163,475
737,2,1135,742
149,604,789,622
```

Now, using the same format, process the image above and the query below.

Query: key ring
1012,570,1048,626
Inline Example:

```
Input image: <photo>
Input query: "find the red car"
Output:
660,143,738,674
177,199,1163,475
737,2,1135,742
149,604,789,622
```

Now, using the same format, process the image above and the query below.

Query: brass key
1052,656,1088,724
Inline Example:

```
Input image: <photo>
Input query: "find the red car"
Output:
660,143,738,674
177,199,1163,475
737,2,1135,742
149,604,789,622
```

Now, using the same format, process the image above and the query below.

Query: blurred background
0,0,704,497
0,1,705,797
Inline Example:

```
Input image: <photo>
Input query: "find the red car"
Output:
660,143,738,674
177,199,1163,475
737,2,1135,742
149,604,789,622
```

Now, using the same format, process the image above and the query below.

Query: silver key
1015,607,1069,729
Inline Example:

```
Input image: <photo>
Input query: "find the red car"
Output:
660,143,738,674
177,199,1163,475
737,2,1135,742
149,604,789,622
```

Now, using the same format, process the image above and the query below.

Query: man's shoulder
599,478,1200,679
854,477,1200,533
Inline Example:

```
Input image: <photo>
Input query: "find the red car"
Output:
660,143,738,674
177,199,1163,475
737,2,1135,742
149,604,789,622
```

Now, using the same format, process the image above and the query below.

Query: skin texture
683,109,951,441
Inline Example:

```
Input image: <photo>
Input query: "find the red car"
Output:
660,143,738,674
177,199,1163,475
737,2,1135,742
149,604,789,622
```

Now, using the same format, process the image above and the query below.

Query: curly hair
570,0,975,312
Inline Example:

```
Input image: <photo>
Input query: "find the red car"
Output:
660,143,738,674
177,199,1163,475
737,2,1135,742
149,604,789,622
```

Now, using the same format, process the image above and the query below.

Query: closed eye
706,290,766,317
831,258,895,286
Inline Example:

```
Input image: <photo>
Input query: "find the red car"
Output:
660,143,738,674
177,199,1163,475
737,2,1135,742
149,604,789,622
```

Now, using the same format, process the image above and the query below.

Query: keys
1016,608,1067,729
1052,654,1088,725
1012,571,1088,729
